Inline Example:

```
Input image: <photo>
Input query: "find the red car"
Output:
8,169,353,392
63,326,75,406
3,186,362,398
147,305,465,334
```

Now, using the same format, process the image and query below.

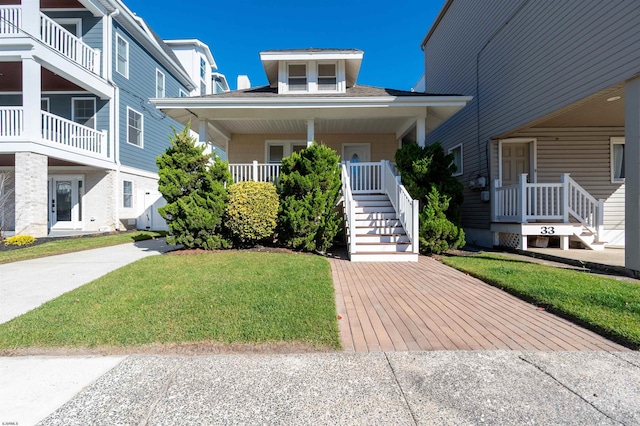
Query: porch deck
331,254,627,352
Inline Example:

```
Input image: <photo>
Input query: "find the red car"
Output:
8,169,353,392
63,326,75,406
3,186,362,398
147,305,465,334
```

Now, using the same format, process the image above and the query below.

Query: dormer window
318,63,337,91
288,64,307,91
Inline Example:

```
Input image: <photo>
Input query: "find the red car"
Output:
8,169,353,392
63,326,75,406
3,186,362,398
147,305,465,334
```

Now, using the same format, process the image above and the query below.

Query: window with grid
156,70,165,98
288,64,307,92
116,34,128,78
318,63,337,91
123,181,133,208
72,98,96,129
127,108,143,147
200,57,207,80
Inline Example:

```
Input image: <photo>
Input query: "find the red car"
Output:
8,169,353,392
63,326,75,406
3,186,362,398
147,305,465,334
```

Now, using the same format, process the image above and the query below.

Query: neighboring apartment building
420,0,640,270
0,0,225,237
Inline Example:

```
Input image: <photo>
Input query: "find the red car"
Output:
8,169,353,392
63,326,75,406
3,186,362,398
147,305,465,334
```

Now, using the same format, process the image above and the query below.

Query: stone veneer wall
15,152,48,237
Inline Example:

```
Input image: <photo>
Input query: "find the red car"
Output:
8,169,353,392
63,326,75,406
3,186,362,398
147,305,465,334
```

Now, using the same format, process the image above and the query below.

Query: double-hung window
266,141,307,163
123,181,133,208
318,63,337,91
611,137,625,182
288,64,307,92
72,98,96,129
116,34,129,78
156,70,165,98
448,144,463,177
127,107,143,148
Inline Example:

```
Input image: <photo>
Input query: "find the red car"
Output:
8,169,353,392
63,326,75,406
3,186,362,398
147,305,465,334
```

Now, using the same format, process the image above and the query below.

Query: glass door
50,176,84,229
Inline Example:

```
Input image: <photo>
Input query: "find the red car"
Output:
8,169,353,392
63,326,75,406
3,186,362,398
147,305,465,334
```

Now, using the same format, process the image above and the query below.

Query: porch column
14,152,48,237
22,0,40,35
199,119,208,145
22,56,41,140
307,119,315,147
416,116,426,147
625,77,640,271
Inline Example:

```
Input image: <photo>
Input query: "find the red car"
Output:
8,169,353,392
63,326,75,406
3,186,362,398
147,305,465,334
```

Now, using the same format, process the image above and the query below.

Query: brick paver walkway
330,255,628,352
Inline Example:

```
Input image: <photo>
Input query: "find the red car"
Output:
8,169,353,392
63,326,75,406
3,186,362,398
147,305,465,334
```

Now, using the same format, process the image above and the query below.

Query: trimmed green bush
277,143,342,253
157,126,232,250
419,187,465,254
226,181,279,246
4,235,36,246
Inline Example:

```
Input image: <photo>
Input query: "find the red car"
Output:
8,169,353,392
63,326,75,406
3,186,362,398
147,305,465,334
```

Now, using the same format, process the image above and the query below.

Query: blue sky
130,1,445,91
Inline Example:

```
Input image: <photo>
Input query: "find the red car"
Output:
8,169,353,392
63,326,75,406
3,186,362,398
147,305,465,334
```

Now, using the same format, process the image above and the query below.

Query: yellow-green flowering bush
225,181,279,245
4,235,36,246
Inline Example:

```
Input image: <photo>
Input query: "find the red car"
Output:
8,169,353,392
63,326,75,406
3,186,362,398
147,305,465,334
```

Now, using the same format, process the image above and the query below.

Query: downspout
106,9,121,230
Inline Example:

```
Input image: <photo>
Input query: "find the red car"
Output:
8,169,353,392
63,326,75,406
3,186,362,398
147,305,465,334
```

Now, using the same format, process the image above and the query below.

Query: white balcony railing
0,6,21,35
346,161,383,193
229,161,281,183
0,107,23,137
41,111,107,157
40,13,100,74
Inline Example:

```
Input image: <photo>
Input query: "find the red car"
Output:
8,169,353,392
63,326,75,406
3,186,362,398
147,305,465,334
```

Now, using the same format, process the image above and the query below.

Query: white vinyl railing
229,161,281,183
0,107,23,137
40,13,100,74
493,173,604,237
0,6,21,34
341,163,357,254
382,160,419,253
347,161,382,193
41,111,106,156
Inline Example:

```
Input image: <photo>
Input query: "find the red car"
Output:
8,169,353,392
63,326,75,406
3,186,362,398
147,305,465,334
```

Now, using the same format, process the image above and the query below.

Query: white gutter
105,9,121,231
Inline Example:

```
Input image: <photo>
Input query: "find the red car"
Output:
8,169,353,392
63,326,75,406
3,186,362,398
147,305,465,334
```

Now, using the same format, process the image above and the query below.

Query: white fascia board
78,0,107,16
260,51,364,62
165,39,217,69
151,95,473,109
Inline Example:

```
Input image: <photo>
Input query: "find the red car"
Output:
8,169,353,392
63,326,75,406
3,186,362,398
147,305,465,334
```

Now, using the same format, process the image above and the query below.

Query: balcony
0,6,101,76
0,107,110,162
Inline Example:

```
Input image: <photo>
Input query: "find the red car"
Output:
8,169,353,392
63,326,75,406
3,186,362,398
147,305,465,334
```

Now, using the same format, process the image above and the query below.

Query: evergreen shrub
277,143,341,253
157,126,231,250
226,181,279,246
419,187,465,254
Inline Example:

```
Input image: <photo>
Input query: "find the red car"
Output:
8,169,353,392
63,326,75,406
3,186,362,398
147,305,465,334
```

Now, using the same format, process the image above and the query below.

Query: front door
343,144,371,164
50,176,84,230
501,142,530,185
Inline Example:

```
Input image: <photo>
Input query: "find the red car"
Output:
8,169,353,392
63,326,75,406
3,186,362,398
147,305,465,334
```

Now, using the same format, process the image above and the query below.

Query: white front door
50,176,84,230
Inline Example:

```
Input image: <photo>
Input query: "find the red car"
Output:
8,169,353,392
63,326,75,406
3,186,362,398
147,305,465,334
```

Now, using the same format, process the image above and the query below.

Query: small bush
419,187,465,254
277,143,342,253
4,235,36,246
226,181,279,246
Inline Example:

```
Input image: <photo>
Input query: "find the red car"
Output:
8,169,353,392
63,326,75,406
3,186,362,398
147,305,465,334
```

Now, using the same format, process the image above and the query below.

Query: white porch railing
40,13,101,74
41,111,107,157
341,163,357,254
229,161,281,183
493,173,604,235
382,160,419,253
0,6,21,34
346,161,383,193
0,107,23,137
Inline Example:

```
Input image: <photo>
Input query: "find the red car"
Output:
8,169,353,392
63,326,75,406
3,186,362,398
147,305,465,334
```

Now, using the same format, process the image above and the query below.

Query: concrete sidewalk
1,351,637,425
0,238,175,324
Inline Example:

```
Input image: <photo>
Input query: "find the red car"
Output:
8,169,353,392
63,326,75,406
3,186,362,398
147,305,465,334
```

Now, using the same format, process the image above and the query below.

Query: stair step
355,242,412,252
355,226,405,234
352,194,388,201
355,234,410,244
350,252,419,262
355,219,402,227
355,205,396,213
355,212,398,220
353,200,393,207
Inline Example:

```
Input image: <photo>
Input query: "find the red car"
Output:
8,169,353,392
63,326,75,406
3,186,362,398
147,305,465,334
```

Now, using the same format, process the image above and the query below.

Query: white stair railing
40,13,100,74
341,163,357,254
228,161,281,183
41,111,106,156
0,6,21,34
565,174,604,235
0,107,23,137
348,161,382,193
382,161,419,253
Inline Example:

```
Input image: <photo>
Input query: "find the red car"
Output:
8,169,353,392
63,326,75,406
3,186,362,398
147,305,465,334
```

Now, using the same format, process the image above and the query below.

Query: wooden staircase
348,194,418,262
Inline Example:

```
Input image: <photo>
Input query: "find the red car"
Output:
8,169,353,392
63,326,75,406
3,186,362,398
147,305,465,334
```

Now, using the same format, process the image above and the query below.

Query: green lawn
441,252,640,349
0,231,165,264
0,252,340,350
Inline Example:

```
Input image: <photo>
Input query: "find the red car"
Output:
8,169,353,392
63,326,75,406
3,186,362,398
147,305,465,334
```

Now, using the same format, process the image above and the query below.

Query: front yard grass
0,231,165,265
0,252,340,351
441,252,640,349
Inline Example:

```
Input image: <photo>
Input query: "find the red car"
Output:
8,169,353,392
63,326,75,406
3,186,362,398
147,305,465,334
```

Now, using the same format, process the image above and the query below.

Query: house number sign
539,226,555,235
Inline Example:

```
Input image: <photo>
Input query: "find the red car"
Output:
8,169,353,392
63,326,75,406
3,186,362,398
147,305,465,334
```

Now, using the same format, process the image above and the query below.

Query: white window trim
286,63,308,93
123,180,133,209
71,97,96,129
448,143,463,177
265,140,307,163
41,97,50,112
126,106,144,149
611,137,625,183
116,33,129,78
317,62,338,92
179,89,188,97
52,18,82,37
156,69,165,98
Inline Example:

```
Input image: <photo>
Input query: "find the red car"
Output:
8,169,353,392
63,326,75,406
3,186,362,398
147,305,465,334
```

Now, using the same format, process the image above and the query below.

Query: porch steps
348,194,418,262
573,225,606,251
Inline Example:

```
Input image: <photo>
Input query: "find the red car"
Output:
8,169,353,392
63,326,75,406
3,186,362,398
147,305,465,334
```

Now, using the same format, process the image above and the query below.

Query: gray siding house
0,0,225,237
420,0,640,270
